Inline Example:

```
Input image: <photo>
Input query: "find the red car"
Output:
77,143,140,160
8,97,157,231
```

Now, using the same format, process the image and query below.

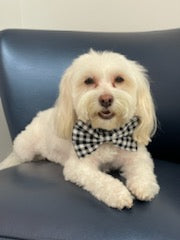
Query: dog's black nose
99,94,113,108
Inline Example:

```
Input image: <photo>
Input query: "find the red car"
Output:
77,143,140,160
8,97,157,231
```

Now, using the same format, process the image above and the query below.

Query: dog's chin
89,111,127,130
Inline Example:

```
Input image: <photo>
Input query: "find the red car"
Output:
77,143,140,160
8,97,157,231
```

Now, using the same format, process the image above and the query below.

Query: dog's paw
97,180,134,209
126,179,160,201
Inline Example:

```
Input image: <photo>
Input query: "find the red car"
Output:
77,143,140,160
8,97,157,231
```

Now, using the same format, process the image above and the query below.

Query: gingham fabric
72,116,140,158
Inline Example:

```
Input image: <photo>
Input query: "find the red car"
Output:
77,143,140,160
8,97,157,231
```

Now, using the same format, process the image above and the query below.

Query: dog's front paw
97,180,134,209
126,179,160,201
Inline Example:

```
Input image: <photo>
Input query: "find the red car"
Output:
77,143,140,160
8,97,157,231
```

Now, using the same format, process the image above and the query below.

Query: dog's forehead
75,51,127,64
73,51,130,74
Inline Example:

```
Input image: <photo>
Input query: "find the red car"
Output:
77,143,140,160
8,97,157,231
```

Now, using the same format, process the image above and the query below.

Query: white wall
0,0,180,32
0,0,180,161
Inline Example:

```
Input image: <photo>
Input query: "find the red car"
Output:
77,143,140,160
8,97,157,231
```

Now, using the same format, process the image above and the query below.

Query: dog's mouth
98,110,115,120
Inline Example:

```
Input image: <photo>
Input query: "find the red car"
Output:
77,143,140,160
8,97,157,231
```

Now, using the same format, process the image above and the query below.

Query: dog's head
54,50,157,145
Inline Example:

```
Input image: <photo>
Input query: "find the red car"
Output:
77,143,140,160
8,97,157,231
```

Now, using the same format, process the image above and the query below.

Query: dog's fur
0,50,160,209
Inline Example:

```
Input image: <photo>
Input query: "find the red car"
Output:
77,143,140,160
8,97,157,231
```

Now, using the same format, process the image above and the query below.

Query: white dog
0,50,160,209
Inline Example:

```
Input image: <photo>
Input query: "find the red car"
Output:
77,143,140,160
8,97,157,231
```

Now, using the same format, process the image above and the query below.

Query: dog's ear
133,63,157,145
54,67,76,139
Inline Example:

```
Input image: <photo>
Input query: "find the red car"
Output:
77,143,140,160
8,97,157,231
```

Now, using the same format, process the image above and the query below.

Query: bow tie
72,116,139,158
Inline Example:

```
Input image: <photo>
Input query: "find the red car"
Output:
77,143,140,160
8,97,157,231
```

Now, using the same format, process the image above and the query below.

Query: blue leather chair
0,29,179,240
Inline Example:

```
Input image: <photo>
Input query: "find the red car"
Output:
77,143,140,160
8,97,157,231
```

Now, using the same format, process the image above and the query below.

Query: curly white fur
0,50,160,209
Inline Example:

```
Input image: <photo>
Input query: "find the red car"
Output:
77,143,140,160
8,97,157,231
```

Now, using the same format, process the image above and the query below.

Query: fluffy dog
0,50,160,209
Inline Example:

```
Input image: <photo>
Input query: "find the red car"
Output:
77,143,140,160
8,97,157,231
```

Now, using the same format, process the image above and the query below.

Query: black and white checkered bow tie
72,116,139,158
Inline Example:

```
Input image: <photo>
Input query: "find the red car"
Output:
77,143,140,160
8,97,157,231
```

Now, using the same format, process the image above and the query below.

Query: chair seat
0,159,179,240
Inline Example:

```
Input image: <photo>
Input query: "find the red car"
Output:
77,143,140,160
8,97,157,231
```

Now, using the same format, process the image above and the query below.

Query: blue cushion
0,159,179,240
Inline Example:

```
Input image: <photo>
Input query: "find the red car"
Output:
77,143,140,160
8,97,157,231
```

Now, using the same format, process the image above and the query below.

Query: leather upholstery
0,29,180,240
0,159,179,240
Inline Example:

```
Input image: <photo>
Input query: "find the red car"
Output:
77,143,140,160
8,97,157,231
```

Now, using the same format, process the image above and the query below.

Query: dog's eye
114,76,124,83
84,78,95,85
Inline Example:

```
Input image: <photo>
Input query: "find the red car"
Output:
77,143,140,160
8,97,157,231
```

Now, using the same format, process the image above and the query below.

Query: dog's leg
63,157,133,209
0,120,41,171
121,147,160,201
0,152,23,170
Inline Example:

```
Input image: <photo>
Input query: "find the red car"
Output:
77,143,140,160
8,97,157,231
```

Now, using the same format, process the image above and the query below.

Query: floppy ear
133,64,157,145
54,67,76,139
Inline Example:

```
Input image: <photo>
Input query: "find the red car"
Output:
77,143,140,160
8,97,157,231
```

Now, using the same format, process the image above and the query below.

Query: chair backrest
0,29,180,161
